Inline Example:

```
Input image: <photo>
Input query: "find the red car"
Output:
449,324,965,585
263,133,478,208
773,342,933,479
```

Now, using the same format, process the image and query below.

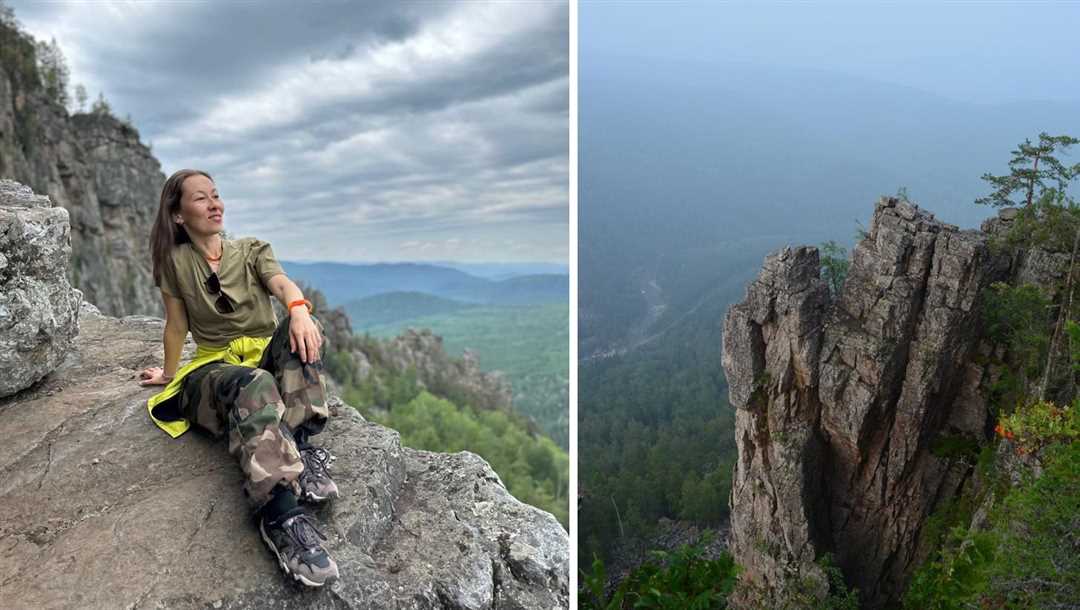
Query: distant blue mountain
427,261,570,280
281,261,568,307
342,291,478,330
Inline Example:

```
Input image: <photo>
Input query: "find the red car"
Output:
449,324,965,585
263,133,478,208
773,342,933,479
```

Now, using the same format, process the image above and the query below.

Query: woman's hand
289,309,322,364
139,366,172,386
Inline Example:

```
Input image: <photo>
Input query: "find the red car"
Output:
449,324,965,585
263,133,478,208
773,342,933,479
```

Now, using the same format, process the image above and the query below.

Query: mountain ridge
282,260,568,306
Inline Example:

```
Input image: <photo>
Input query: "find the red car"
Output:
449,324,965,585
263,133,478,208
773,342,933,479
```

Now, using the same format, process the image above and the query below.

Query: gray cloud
12,0,568,263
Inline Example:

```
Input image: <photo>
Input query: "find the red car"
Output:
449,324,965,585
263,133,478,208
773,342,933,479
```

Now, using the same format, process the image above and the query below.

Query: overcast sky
12,0,568,264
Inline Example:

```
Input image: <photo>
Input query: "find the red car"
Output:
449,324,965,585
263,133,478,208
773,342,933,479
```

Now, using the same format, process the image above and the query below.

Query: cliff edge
721,197,1056,608
0,303,569,609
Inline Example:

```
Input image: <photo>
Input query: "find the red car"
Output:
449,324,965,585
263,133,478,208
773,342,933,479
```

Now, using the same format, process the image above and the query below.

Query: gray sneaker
298,444,339,503
259,509,339,587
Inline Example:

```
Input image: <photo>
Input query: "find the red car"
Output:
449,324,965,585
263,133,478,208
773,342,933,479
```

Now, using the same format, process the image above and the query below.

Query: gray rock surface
0,33,164,318
0,306,568,609
0,180,81,397
722,196,1018,608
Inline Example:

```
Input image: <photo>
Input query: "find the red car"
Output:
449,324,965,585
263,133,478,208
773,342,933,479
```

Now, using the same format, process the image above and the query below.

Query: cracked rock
0,179,81,397
722,196,1016,608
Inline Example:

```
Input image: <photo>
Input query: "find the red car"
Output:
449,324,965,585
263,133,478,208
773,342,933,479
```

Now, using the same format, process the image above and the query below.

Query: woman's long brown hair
150,169,213,287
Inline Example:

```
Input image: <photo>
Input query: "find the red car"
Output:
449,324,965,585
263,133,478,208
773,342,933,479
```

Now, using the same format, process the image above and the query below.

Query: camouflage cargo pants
179,315,329,508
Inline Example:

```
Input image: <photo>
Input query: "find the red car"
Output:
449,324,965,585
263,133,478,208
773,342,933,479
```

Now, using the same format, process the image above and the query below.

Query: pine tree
74,83,87,113
0,1,18,30
91,91,112,116
976,132,1080,208
35,37,69,107
980,134,1080,401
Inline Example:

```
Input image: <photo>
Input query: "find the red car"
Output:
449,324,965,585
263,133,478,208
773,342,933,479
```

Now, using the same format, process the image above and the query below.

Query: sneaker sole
259,520,333,588
301,490,339,503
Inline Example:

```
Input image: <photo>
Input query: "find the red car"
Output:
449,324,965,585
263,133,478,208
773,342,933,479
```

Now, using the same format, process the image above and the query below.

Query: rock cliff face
0,303,569,609
721,197,1046,607
0,24,164,317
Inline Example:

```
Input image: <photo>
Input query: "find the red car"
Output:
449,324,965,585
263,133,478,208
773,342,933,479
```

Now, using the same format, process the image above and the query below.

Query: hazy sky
583,1,1080,105
12,1,569,264
579,1,1080,242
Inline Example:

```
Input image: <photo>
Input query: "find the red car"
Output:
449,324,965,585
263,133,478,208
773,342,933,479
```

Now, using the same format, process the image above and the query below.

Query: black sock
294,426,311,448
260,484,299,523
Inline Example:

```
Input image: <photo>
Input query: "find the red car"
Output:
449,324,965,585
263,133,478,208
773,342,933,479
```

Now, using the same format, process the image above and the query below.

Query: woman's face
175,174,225,238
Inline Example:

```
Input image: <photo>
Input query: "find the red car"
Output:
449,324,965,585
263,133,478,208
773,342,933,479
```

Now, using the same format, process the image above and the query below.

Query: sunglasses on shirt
204,272,235,314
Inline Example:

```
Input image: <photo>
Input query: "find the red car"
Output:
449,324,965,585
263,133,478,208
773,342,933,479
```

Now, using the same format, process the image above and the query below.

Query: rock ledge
0,304,568,609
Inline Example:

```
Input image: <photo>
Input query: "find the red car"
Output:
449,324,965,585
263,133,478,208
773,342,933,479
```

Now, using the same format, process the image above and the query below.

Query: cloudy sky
12,0,568,264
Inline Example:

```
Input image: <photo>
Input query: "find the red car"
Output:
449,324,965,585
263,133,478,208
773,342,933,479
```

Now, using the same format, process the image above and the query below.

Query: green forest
308,291,570,530
578,287,736,563
381,391,568,526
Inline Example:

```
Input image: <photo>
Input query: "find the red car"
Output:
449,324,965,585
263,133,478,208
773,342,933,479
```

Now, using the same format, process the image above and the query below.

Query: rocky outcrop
605,519,730,596
0,180,81,397
376,328,513,412
0,21,163,318
721,197,1031,607
0,304,569,609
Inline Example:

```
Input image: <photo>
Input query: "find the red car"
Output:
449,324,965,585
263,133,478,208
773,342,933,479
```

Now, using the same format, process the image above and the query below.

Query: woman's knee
233,368,284,418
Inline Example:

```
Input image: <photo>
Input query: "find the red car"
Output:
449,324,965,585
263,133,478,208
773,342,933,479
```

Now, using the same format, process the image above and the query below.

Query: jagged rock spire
722,197,1018,608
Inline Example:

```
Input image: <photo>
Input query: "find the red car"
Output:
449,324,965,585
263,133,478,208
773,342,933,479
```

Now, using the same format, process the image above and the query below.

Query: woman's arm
140,291,189,386
265,273,322,364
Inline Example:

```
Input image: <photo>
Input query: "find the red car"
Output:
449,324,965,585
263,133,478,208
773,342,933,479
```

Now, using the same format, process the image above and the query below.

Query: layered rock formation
721,197,1040,607
0,21,163,317
0,302,569,609
0,180,81,397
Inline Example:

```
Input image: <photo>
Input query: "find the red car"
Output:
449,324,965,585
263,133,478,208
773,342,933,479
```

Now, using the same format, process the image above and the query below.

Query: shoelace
283,512,328,551
300,445,334,478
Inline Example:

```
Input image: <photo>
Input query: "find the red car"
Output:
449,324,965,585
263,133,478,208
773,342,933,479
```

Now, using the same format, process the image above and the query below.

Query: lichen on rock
0,179,81,397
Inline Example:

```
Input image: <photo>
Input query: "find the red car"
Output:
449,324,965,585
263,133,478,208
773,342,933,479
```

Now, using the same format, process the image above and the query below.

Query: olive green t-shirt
159,237,285,347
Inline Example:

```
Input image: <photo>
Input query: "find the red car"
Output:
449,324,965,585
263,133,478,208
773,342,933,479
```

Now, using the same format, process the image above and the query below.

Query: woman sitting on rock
138,168,339,587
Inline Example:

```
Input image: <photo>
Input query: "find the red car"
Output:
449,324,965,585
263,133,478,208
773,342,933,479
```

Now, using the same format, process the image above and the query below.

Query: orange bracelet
288,298,313,314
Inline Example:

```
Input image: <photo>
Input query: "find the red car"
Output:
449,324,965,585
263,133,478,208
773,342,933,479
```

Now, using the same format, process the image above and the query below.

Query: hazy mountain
281,261,568,306
428,261,570,280
579,59,1080,356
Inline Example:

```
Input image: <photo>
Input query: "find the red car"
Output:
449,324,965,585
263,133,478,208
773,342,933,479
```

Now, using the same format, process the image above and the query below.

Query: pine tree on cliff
976,132,1080,208
980,133,1080,400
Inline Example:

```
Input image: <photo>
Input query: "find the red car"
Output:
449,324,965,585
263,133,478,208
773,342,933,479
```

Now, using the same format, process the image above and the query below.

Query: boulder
0,179,81,397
